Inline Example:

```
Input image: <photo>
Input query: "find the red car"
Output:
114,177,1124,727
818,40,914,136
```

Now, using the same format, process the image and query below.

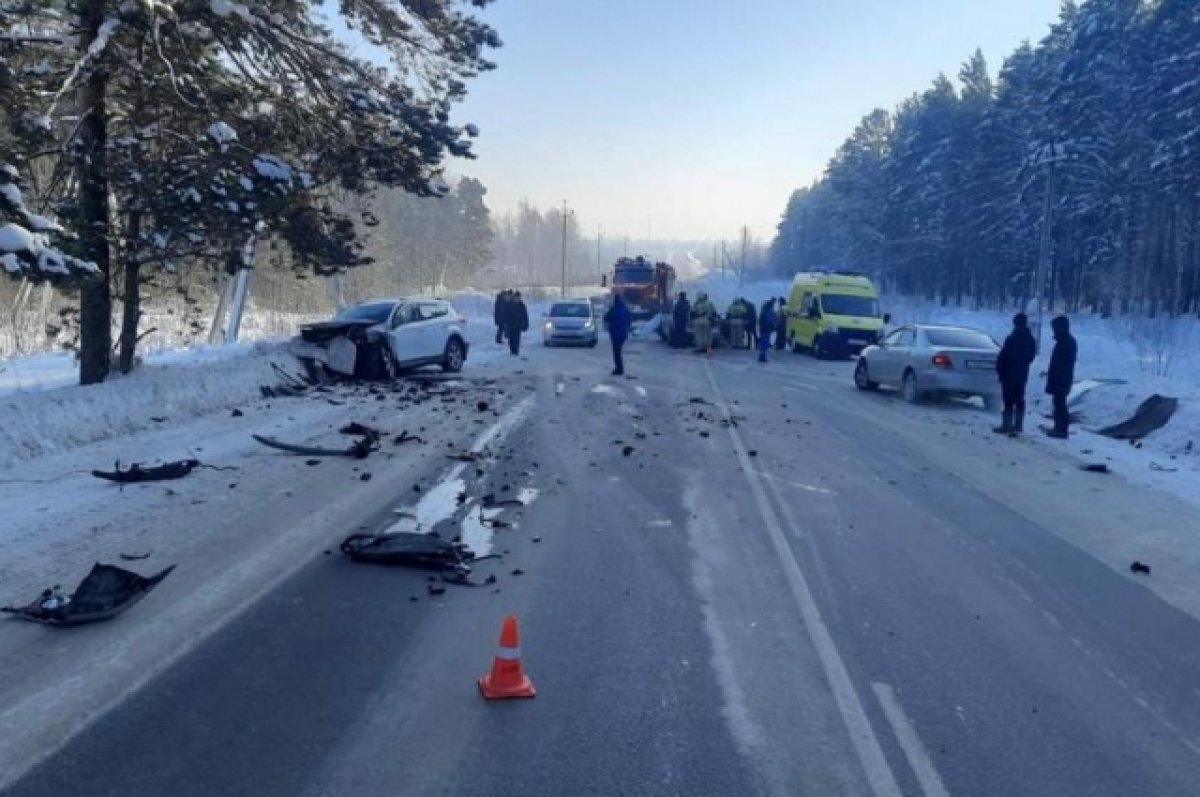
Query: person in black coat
671,292,690,349
505,292,529,355
493,290,509,344
1044,315,1077,438
993,312,1037,435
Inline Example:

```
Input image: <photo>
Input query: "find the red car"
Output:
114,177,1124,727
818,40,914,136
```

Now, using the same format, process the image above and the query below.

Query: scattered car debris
427,584,447,596
1098,395,1178,441
306,459,321,467
340,532,469,570
511,568,525,576
394,430,425,446
484,574,498,585
1079,463,1110,474
447,451,481,463
477,401,490,412
252,434,376,459
360,472,372,482
339,422,382,443
622,446,635,457
1150,462,1179,473
231,409,244,418
2,563,176,626
1130,561,1151,575
118,551,152,561
93,459,200,484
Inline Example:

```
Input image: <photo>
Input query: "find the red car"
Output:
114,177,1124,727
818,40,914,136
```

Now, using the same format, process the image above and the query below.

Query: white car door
873,327,906,385
387,302,424,365
417,301,452,359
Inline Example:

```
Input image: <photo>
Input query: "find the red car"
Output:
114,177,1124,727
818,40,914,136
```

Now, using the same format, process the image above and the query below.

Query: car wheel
588,340,598,348
854,359,879,391
812,335,824,359
441,338,465,373
902,369,922,404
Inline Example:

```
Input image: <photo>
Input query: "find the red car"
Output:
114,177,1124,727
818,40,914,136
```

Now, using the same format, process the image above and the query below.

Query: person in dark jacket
1044,315,1077,438
993,312,1037,435
493,290,509,344
745,299,758,349
604,294,632,376
671,292,690,349
758,298,777,363
505,291,529,356
775,297,789,350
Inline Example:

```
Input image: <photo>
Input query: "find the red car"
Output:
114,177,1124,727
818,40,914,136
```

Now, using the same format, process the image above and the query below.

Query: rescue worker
691,293,716,354
993,312,1037,435
505,291,529,356
604,294,632,376
671,292,691,349
745,298,758,349
1044,315,1077,439
775,297,789,350
758,298,777,363
493,290,509,344
726,299,748,349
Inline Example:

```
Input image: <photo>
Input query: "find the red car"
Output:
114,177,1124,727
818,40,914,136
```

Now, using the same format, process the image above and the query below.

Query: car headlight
543,321,554,331
825,324,840,334
583,319,595,330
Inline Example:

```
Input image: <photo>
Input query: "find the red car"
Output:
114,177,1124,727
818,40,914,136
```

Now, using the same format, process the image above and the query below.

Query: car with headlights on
542,300,599,347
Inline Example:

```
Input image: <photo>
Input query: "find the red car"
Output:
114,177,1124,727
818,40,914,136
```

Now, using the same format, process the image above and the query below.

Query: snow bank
0,342,301,466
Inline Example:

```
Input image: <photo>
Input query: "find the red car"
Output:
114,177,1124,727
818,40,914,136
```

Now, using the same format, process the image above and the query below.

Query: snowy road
7,336,1200,796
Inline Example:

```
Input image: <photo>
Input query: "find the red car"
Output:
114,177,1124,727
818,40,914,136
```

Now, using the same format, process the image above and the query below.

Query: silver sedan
542,300,600,347
854,324,1001,409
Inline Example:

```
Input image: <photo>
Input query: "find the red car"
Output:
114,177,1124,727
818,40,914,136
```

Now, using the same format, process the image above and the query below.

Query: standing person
775,297,789,350
493,290,509,345
758,298,777,363
671,292,690,349
505,291,529,356
993,312,1037,435
604,294,632,376
745,298,758,349
1044,315,1077,438
691,293,715,354
726,299,747,349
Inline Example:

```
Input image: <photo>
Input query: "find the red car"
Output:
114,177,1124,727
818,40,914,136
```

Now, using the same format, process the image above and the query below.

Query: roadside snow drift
0,342,302,466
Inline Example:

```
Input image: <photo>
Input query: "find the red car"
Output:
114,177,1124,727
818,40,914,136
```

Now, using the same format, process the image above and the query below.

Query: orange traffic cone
478,614,537,700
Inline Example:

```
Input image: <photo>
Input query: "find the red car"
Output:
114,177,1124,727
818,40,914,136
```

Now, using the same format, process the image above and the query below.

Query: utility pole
560,200,570,298
740,226,749,287
714,242,721,278
1033,150,1058,353
596,226,604,280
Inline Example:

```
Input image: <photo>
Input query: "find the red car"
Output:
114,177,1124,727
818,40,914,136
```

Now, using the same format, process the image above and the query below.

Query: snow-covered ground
681,271,1200,509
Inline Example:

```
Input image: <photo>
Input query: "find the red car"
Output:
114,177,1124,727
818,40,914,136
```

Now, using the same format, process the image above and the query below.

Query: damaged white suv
300,298,469,377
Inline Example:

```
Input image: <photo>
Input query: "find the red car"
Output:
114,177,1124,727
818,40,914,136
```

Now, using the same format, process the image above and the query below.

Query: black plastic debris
1079,463,1110,474
2,563,176,626
231,409,244,418
118,551,151,561
1130,561,1151,575
476,401,490,412
622,446,635,457
427,584,447,596
253,434,375,459
93,459,199,484
511,568,525,576
1098,395,1178,442
360,473,373,482
340,532,468,570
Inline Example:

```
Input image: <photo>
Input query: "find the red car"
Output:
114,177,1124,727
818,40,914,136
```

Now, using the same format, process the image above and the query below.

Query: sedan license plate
966,360,993,370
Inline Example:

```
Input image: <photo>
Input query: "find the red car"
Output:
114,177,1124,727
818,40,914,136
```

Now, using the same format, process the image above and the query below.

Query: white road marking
703,362,903,797
783,383,818,393
872,682,951,797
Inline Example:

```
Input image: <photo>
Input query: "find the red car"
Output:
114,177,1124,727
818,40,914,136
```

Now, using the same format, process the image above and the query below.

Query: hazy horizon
451,0,1063,243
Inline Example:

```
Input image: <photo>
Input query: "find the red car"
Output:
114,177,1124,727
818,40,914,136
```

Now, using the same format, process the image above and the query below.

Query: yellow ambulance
785,271,888,358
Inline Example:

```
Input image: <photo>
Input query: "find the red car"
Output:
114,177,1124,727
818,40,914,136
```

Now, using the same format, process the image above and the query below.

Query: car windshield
614,267,653,286
924,328,997,349
549,303,591,318
334,303,394,323
820,294,880,318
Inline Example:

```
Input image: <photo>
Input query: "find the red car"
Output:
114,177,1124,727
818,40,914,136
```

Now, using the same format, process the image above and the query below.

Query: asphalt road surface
9,334,1200,796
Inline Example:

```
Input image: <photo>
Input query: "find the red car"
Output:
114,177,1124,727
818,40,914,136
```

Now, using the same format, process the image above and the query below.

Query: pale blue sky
448,1,1064,240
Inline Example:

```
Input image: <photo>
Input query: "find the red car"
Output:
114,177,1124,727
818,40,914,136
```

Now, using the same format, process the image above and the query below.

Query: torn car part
340,532,470,570
93,459,200,483
253,434,376,459
2,564,176,626
1097,394,1179,442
